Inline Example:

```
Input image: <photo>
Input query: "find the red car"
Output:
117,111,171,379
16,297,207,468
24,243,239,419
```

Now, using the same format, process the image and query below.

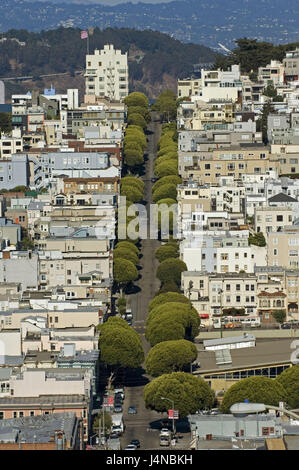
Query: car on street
128,406,137,414
160,428,171,437
126,318,132,326
114,395,123,404
130,439,140,448
114,404,123,413
160,436,170,447
151,177,158,183
125,444,137,450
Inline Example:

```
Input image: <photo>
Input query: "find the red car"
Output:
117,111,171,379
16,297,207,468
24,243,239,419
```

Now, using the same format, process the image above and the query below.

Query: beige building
177,78,201,98
178,145,277,183
181,271,258,322
255,206,293,236
0,307,101,330
258,60,285,86
268,228,299,269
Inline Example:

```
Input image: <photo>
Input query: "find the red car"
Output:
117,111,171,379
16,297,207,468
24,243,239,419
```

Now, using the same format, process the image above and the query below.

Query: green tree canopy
144,372,215,418
124,148,144,168
113,258,138,285
115,241,140,256
276,365,299,409
0,112,12,134
92,411,112,435
146,303,199,346
121,176,145,194
155,160,178,178
157,279,181,294
156,258,187,285
157,145,178,157
99,324,144,369
127,105,151,123
248,232,266,247
154,154,178,169
127,112,147,130
124,92,149,109
155,244,179,263
149,291,190,312
153,90,177,122
152,175,181,193
145,340,198,376
121,184,143,203
272,309,286,324
152,183,177,203
146,301,198,330
114,247,139,266
221,376,286,413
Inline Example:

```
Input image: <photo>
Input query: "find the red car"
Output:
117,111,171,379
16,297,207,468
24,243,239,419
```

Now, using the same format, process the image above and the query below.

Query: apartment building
0,154,29,190
254,206,293,235
178,145,276,183
177,78,201,98
283,48,299,82
62,177,119,194
62,105,126,137
0,129,23,159
85,45,129,101
268,228,299,269
0,307,101,330
258,60,285,86
0,251,39,290
181,271,258,321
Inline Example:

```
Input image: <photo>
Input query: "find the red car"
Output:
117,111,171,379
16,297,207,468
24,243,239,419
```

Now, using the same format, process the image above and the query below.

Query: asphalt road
122,113,165,450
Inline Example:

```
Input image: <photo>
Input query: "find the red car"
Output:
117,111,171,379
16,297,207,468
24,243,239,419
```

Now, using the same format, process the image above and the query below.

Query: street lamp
160,396,175,435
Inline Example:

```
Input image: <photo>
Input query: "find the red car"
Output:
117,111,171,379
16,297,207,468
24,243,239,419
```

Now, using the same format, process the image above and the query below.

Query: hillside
1,0,299,50
0,28,217,100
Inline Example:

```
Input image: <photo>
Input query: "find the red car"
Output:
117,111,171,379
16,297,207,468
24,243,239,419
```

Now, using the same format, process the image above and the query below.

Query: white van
111,413,124,433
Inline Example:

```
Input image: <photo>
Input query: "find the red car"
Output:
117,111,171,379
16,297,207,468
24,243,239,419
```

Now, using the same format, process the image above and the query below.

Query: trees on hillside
148,291,190,312
143,372,215,418
99,317,144,369
155,160,178,178
156,258,187,285
152,183,177,203
113,258,138,290
276,365,299,409
145,340,198,376
220,376,286,413
155,243,179,263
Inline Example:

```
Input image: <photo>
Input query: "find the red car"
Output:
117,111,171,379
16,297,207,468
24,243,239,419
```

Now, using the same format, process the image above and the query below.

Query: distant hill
1,0,299,50
0,28,217,100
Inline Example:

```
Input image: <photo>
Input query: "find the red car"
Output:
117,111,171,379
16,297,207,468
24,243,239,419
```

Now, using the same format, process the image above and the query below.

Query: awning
199,314,210,318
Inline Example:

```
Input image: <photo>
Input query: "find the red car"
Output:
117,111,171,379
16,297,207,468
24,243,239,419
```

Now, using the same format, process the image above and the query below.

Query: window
236,296,241,302
236,284,241,291
0,412,3,420
30,411,35,417
262,427,270,436
55,316,58,323
277,215,283,222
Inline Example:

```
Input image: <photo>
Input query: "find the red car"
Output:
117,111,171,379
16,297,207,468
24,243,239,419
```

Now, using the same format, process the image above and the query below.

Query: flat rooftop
194,338,295,375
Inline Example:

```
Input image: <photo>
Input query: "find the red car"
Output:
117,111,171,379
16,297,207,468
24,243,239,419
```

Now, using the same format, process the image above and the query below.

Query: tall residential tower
85,44,129,101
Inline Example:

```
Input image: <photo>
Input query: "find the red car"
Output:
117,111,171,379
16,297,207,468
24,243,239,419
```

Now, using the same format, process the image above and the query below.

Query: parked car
114,393,123,403
130,439,140,448
160,436,170,447
125,444,137,450
160,428,171,437
114,404,123,413
128,406,137,414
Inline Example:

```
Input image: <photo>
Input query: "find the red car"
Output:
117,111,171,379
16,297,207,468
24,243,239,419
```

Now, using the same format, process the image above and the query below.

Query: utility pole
219,287,223,339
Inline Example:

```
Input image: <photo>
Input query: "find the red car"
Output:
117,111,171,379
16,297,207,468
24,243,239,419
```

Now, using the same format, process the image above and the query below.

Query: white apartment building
258,60,285,86
85,45,129,101
0,129,23,159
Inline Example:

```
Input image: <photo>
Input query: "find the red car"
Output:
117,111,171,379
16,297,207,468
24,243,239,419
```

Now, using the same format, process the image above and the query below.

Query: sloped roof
269,192,297,203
